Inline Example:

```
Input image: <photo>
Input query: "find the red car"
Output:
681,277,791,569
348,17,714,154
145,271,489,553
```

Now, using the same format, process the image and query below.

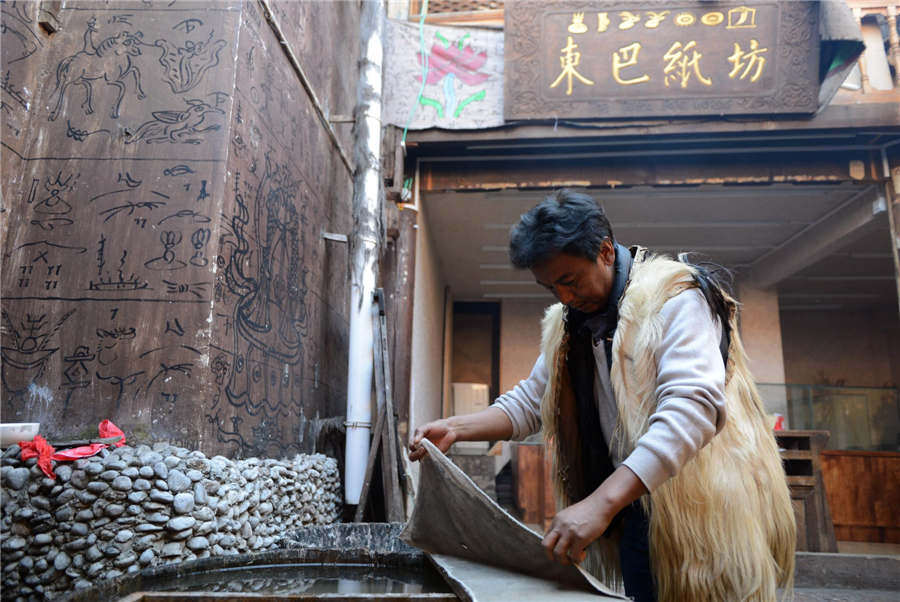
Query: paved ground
526,520,900,601
789,589,898,601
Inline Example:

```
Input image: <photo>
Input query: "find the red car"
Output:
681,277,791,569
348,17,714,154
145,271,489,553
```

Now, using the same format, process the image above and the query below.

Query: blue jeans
619,502,656,602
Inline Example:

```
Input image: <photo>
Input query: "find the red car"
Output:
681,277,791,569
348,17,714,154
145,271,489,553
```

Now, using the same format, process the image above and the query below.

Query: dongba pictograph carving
96,370,145,410
46,15,228,134
163,164,196,177
1,1,43,65
1,5,332,457
1,310,76,402
48,18,146,121
28,171,79,230
66,119,112,142
211,155,310,455
145,231,188,271
99,200,166,223
60,345,96,412
125,98,223,144
155,28,227,94
90,236,149,292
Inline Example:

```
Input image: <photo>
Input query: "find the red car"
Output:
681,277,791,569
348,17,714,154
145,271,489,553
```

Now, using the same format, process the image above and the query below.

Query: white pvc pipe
344,248,377,505
344,0,385,505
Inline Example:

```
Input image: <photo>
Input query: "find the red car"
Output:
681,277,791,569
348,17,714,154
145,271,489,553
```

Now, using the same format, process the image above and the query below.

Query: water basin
138,562,451,595
62,528,459,602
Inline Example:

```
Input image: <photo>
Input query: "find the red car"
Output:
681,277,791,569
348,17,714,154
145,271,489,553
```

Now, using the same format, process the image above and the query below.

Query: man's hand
541,495,613,566
542,465,648,566
408,407,515,462
409,418,457,461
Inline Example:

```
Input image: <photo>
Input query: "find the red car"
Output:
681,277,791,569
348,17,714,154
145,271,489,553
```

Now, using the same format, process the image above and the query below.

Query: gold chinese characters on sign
550,36,595,95
549,4,771,96
505,0,820,119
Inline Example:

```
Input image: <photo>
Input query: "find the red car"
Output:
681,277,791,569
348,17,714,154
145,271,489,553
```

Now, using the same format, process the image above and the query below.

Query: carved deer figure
125,98,224,145
48,18,146,121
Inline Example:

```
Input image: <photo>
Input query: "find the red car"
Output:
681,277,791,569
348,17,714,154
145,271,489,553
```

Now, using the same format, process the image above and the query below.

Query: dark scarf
563,243,633,504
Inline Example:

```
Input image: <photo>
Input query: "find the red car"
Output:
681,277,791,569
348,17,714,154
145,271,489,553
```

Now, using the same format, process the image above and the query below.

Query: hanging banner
504,1,820,120
384,19,505,130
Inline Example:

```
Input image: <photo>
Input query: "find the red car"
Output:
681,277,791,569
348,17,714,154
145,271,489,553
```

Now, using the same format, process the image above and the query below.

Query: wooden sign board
504,1,820,119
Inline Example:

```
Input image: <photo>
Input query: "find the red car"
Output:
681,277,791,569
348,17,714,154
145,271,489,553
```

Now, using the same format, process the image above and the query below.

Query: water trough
55,523,900,602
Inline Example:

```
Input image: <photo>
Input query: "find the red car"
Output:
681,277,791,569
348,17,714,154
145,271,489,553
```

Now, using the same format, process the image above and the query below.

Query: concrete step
794,552,899,598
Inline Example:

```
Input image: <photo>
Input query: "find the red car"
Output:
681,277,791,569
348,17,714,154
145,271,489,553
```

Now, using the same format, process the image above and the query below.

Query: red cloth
51,443,109,461
18,435,56,479
98,419,126,447
18,420,127,479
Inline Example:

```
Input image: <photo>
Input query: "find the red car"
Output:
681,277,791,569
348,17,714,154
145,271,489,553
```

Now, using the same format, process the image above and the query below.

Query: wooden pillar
381,205,418,444
887,6,900,87
853,8,871,93
887,171,900,323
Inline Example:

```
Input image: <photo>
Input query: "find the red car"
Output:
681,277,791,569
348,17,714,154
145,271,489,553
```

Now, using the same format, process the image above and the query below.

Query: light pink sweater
493,288,727,493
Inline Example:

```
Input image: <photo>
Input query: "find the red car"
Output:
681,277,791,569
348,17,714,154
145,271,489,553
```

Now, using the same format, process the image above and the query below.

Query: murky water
146,562,452,595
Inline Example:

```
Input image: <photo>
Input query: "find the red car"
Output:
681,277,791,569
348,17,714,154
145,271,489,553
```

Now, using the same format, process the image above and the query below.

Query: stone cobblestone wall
0,442,340,601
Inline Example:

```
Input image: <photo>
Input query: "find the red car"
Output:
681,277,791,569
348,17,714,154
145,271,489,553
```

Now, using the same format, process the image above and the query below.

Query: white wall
499,300,549,394
780,308,900,388
779,307,900,446
442,290,453,418
407,199,449,502
409,201,448,438
737,283,788,418
737,284,787,383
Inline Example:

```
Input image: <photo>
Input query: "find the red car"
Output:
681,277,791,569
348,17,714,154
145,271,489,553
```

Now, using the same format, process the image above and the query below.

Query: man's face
530,239,616,313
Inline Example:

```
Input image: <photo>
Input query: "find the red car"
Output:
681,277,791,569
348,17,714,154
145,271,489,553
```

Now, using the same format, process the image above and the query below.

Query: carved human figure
224,156,307,417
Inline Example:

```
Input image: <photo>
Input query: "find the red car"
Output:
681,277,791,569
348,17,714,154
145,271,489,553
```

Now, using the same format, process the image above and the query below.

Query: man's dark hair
508,189,613,269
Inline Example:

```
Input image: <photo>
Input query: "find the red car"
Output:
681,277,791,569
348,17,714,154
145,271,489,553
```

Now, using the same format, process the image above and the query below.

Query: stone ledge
794,552,900,591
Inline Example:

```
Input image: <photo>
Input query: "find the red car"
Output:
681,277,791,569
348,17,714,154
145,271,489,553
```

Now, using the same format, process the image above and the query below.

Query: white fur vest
540,251,795,602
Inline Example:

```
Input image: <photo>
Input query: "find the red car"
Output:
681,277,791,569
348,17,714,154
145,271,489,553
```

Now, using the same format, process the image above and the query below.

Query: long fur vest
540,251,795,601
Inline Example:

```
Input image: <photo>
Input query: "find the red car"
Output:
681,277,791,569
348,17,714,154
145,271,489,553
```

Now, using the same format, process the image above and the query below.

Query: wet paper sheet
401,439,626,602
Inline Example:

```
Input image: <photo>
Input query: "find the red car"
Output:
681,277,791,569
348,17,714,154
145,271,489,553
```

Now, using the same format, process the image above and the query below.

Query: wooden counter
821,449,900,544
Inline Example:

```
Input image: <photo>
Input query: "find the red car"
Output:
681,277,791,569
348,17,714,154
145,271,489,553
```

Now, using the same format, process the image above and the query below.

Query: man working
409,190,795,602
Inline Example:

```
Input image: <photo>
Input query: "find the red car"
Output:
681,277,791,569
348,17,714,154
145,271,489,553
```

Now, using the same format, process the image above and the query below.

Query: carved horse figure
48,18,146,121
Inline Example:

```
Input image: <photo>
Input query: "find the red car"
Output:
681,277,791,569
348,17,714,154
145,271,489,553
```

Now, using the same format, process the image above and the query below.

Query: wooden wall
821,450,900,543
512,442,555,531
0,1,360,458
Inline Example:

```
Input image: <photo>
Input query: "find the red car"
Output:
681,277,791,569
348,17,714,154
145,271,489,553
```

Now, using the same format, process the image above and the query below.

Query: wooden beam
353,397,385,523
886,175,900,322
379,206,418,448
407,100,900,146
745,185,886,287
374,290,404,523
419,152,870,191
